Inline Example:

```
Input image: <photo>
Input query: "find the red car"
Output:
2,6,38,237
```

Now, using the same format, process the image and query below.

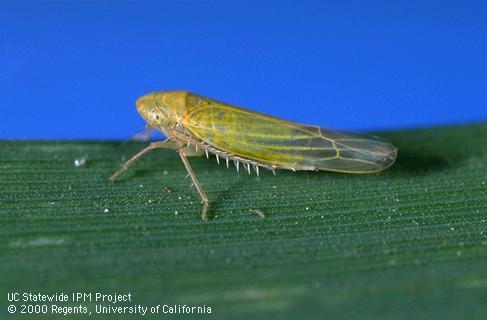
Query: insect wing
182,94,396,173
301,127,397,173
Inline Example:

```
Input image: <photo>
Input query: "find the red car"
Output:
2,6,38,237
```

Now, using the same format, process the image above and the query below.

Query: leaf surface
1,124,486,319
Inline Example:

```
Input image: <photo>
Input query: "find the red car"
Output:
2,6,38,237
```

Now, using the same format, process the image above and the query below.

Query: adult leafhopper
110,91,397,220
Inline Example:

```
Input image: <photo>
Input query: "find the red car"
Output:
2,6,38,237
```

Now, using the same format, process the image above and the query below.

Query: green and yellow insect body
111,91,397,220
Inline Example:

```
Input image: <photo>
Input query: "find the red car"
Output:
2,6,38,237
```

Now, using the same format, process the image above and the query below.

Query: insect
110,91,397,220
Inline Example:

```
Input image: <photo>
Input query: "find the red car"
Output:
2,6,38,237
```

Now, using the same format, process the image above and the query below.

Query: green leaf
1,124,486,319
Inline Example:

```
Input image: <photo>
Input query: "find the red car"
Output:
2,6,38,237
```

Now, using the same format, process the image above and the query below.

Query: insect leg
109,139,180,182
179,151,209,221
181,145,204,157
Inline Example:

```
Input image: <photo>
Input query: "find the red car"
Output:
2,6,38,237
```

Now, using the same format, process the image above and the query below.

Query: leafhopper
110,91,397,220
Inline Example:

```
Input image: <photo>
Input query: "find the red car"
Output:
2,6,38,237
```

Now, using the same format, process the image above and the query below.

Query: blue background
1,1,486,139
